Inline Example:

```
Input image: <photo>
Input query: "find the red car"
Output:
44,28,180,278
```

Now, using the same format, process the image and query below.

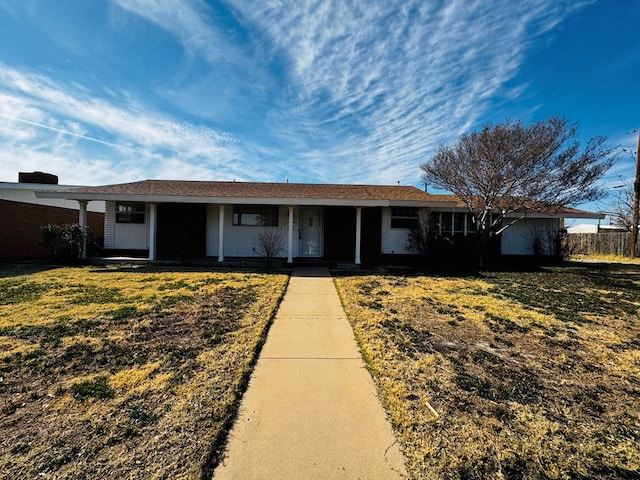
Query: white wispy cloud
222,0,590,184
0,63,241,184
1,0,595,188
99,0,593,185
111,0,248,68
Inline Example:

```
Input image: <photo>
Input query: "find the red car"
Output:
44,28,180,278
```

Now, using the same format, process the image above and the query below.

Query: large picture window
232,205,279,226
429,211,477,234
391,207,419,229
116,202,145,224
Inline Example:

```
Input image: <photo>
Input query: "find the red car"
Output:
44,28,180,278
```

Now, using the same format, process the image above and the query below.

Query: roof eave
36,190,457,207
504,211,606,220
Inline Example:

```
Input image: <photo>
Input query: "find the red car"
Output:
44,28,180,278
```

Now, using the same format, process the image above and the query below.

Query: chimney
19,171,59,185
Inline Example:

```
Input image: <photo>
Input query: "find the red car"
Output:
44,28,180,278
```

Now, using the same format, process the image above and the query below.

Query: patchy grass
0,265,288,479
335,264,640,480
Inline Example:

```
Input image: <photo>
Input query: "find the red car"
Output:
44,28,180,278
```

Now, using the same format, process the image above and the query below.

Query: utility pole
631,129,640,258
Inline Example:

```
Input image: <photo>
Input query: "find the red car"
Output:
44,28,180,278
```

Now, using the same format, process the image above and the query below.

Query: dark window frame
391,207,419,229
115,202,145,224
232,205,280,227
429,211,478,235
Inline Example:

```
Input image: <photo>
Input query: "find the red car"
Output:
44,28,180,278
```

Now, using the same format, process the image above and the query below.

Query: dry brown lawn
0,264,288,479
335,264,640,480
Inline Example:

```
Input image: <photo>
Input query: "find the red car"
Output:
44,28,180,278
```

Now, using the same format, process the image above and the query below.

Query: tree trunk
475,229,490,269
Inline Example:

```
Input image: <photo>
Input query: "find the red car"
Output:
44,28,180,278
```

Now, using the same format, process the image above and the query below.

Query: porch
90,202,384,265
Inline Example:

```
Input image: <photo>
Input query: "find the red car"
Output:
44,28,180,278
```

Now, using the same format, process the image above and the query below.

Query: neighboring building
566,223,627,234
1,173,105,260
36,179,604,265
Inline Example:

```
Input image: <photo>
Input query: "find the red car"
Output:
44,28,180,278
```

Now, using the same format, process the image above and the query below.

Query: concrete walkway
213,267,407,479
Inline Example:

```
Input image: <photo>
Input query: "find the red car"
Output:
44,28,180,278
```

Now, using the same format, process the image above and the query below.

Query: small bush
40,223,84,260
253,229,284,269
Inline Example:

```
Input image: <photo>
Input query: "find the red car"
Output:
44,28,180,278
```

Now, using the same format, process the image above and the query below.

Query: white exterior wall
501,218,560,255
381,207,410,254
205,205,296,258
105,201,149,250
381,207,429,254
104,201,115,248
388,229,411,254
102,203,568,258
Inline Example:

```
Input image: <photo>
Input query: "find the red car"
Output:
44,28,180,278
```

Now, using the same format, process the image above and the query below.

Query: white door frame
299,207,323,257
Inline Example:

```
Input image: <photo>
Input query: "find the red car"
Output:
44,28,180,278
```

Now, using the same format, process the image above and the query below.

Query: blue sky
0,0,638,215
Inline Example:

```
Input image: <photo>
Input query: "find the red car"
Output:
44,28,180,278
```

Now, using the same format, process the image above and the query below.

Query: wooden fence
567,232,635,257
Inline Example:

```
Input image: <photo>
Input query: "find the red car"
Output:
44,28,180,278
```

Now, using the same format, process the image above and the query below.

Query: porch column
355,206,362,265
218,205,225,263
148,203,157,260
78,200,88,259
287,206,294,263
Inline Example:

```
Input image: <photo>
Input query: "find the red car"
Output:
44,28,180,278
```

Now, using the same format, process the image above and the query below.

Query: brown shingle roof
37,180,602,217
48,179,443,203
426,193,602,216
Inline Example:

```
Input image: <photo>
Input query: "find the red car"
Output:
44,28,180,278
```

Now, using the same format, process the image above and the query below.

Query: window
232,205,279,226
428,212,440,234
453,213,465,234
430,211,477,235
391,207,419,229
116,202,145,224
467,214,477,233
436,212,448,234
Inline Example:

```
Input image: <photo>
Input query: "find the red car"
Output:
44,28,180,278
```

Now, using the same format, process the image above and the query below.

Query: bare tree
253,229,284,269
421,116,614,266
610,183,634,230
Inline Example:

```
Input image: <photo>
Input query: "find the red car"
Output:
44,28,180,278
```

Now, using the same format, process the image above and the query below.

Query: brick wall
0,199,105,260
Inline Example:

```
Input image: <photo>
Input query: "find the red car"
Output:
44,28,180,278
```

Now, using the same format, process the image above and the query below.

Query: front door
300,207,323,257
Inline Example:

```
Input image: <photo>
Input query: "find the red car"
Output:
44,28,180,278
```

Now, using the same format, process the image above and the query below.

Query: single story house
36,179,604,265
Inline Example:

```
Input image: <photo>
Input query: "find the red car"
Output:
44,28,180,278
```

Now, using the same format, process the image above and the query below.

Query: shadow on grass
478,262,640,324
85,264,294,276
0,262,68,278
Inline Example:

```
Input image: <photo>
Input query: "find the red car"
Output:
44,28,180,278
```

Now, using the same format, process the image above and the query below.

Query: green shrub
40,223,84,259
